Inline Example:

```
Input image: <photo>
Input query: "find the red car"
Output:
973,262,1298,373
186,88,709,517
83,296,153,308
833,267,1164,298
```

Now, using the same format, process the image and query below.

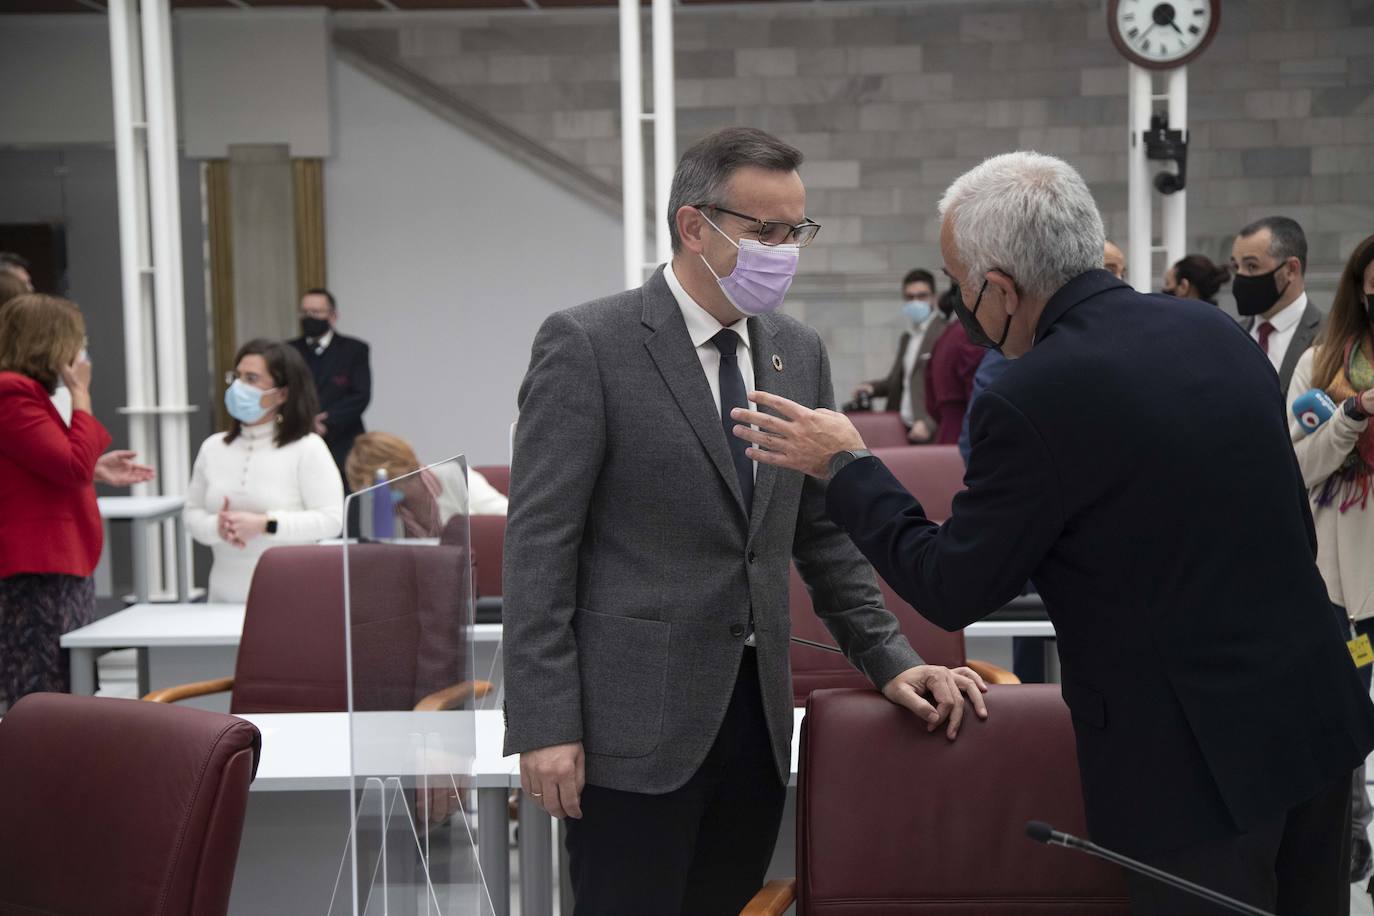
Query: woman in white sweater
185,339,344,602
1286,233,1374,880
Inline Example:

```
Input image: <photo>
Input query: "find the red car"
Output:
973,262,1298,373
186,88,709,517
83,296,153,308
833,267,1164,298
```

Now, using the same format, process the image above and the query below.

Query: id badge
1349,633,1374,669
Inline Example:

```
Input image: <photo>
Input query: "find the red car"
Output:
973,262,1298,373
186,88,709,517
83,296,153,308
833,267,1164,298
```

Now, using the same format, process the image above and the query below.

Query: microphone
1025,821,1275,916
1292,388,1338,435
790,635,843,654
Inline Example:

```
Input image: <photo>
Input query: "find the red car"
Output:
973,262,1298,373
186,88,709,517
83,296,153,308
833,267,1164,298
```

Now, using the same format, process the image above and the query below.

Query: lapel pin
772,354,784,372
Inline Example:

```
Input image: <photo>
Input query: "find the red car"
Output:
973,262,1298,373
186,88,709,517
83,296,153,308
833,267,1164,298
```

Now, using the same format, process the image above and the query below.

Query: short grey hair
1238,215,1308,275
667,128,804,254
938,152,1105,301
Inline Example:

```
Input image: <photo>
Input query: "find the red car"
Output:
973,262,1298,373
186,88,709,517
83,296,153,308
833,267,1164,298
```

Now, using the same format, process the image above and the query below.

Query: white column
107,0,156,504
618,0,645,291
651,0,676,267
142,0,192,595
1126,63,1153,294
1162,66,1189,274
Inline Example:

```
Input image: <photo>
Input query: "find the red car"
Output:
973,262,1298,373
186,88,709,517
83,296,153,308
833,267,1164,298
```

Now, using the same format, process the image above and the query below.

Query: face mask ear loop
697,210,741,283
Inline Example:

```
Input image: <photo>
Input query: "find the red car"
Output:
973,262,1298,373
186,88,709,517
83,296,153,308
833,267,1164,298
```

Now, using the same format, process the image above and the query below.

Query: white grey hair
938,151,1106,301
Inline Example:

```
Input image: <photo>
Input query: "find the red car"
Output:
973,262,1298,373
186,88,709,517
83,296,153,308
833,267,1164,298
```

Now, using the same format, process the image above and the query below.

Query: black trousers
1126,774,1351,916
564,648,786,916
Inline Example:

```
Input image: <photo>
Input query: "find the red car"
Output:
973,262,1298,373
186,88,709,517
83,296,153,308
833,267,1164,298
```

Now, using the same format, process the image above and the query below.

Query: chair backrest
0,693,260,916
871,444,966,522
797,687,1130,915
788,565,964,705
231,543,469,714
469,515,506,599
844,411,910,449
473,464,511,497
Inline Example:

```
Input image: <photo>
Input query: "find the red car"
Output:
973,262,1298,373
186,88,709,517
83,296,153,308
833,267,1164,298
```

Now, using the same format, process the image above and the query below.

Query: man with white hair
730,151,1374,914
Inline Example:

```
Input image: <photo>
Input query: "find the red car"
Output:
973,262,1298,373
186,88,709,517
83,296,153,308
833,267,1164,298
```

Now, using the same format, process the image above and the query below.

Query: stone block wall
338,0,1374,396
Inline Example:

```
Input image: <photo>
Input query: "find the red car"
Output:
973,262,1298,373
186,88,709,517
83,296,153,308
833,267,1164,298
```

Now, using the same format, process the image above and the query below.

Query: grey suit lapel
747,314,800,539
1278,303,1324,390
641,271,749,518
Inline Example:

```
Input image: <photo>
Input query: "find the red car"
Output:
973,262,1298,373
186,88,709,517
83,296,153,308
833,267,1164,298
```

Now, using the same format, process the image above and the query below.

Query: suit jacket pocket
573,608,670,758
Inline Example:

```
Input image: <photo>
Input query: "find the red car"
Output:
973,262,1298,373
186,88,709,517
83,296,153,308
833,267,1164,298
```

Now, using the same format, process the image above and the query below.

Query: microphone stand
1025,821,1276,916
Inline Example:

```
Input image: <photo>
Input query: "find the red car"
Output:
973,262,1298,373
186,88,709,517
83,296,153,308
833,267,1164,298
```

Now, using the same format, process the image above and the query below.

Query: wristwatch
828,448,874,479
1343,397,1369,422
265,515,279,536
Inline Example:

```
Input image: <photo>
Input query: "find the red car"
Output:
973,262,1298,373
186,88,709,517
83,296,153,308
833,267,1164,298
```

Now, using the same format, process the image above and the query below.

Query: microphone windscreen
1026,820,1054,844
1292,389,1337,434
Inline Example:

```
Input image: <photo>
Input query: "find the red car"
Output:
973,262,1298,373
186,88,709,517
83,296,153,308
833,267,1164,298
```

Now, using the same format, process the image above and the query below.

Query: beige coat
1288,347,1374,619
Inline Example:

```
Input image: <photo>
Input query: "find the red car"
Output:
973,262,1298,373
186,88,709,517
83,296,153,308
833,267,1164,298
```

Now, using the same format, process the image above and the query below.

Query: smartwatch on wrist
828,448,874,479
265,515,279,536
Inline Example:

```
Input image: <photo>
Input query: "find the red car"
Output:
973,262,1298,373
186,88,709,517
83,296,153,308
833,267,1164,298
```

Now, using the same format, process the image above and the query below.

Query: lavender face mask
700,215,800,316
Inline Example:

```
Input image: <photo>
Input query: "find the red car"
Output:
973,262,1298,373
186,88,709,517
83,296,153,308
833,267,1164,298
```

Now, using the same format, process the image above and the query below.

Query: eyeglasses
224,370,274,389
694,204,822,248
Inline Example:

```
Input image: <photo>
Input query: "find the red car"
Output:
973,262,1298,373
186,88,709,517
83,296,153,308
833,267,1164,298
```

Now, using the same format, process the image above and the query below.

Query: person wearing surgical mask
853,268,947,443
1230,216,1324,395
503,126,984,915
184,338,342,602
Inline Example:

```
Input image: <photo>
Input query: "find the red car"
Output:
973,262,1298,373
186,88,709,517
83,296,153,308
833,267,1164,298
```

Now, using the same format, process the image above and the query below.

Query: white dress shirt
898,318,932,427
184,422,344,602
307,330,335,356
664,263,756,422
1250,293,1307,374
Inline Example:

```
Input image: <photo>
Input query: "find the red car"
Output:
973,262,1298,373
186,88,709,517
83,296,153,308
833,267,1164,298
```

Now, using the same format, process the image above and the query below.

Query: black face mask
952,279,1011,353
301,316,331,339
1232,263,1290,317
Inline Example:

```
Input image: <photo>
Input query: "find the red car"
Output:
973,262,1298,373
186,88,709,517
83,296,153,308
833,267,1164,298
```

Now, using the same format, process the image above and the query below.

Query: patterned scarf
1318,338,1374,512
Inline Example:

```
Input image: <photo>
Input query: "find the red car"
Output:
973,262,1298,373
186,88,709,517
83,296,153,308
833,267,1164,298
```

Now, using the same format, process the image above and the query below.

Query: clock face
1110,0,1219,69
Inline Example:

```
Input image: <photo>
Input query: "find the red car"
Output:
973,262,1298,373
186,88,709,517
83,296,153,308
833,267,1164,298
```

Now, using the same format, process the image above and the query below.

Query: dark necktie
1258,321,1275,356
711,329,754,514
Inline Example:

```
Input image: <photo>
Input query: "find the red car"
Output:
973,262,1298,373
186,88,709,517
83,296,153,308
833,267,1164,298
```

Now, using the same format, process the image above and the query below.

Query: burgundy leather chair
870,444,966,522
744,686,1131,915
146,544,485,713
788,565,1016,705
473,464,511,497
0,692,261,916
467,515,506,600
844,410,911,449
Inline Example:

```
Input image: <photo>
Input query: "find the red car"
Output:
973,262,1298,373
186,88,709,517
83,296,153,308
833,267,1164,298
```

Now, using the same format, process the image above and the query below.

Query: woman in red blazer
0,294,112,705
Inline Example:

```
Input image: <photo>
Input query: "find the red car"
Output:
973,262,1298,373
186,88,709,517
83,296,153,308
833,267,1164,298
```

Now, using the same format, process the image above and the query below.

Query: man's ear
677,206,707,255
986,270,1020,316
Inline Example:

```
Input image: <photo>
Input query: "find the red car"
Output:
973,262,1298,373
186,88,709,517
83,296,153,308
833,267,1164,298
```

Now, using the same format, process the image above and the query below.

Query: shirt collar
1264,293,1307,333
309,330,335,351
665,262,751,351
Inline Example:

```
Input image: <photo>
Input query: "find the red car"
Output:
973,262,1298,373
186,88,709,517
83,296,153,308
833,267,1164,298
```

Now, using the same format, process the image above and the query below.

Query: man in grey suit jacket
853,268,948,443
503,128,988,915
1231,215,1325,395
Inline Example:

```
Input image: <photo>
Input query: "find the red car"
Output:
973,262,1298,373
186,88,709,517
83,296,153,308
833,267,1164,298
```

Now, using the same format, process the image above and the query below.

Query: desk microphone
790,636,843,654
1025,821,1276,916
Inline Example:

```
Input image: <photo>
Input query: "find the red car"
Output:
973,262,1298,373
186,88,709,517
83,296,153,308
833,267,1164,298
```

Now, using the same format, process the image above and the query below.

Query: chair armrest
967,659,1020,685
413,680,494,712
143,676,236,703
740,879,796,916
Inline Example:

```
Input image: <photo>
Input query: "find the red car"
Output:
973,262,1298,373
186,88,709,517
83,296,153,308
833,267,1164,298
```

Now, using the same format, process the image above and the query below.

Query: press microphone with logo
1025,821,1275,916
1292,388,1338,435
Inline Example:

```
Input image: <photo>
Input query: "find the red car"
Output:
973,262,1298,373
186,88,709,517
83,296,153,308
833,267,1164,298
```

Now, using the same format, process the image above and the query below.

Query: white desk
232,709,517,916
61,603,504,706
966,619,1056,638
98,495,188,603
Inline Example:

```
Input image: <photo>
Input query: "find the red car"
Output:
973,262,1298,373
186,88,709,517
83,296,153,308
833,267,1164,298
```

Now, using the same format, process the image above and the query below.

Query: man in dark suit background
732,151,1374,916
503,128,988,915
852,268,948,443
1231,216,1324,396
288,287,371,484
